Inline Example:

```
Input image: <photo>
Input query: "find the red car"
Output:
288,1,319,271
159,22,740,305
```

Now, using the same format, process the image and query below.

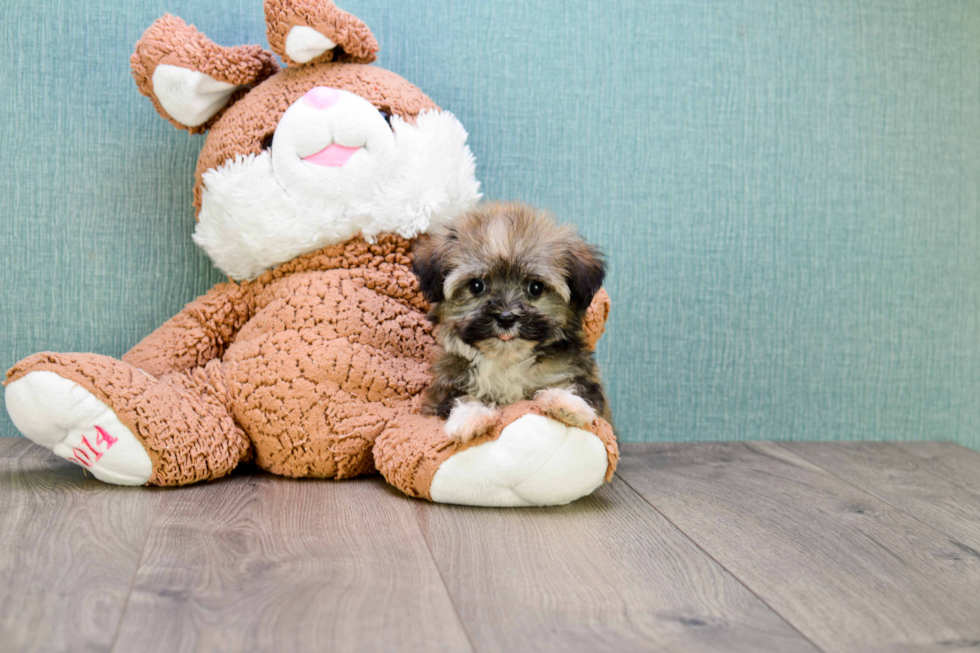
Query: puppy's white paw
445,400,499,444
534,387,597,428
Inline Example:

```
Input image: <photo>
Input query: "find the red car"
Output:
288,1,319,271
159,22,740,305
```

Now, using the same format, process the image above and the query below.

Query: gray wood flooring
2,439,979,653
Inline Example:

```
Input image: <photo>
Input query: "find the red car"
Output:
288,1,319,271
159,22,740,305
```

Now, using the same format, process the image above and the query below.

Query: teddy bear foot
5,371,152,485
6,352,253,486
430,413,609,507
375,401,618,507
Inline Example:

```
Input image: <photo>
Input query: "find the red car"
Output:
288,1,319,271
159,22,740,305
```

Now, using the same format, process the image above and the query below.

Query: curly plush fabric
131,14,280,133
264,0,379,65
583,288,611,351
130,236,427,480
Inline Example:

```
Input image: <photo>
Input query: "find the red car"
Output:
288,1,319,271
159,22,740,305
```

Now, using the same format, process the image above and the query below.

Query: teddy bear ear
131,14,280,134
264,0,379,66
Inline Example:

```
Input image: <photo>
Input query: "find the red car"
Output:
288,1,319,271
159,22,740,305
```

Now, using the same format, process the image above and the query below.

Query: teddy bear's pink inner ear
264,0,379,66
131,14,280,134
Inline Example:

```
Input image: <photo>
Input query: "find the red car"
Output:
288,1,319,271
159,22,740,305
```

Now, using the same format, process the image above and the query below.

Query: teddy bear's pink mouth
303,143,362,167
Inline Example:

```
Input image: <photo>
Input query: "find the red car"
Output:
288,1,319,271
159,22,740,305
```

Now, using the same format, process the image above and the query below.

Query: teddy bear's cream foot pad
373,401,618,506
429,414,609,507
5,371,152,486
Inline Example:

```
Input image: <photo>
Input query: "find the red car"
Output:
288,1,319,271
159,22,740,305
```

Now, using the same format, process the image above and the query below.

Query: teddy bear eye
527,280,544,297
468,279,485,295
261,134,274,151
379,110,393,128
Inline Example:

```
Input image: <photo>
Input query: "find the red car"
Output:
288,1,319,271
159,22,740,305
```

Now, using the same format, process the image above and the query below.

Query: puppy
412,202,611,443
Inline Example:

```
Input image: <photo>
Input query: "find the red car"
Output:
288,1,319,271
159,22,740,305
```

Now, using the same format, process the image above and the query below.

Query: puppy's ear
565,240,606,313
412,233,452,304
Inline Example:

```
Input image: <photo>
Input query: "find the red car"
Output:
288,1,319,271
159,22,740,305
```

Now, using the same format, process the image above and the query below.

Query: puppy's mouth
477,326,523,346
457,310,552,348
495,323,523,342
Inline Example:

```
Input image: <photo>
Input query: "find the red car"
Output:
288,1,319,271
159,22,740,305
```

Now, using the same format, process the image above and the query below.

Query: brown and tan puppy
413,202,611,443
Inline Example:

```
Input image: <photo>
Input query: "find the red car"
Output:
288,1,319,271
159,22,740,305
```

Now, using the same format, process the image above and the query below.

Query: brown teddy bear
3,0,618,506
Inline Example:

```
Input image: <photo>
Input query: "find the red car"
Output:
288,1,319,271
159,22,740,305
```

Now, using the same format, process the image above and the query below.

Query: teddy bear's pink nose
302,86,341,110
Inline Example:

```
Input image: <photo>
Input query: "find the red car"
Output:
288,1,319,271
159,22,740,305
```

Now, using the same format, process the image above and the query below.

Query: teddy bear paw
5,371,152,485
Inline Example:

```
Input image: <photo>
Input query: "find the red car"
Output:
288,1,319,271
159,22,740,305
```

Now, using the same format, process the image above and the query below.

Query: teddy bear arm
583,288,611,351
122,281,254,378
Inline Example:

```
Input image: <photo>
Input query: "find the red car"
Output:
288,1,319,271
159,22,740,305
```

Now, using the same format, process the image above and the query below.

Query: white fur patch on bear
5,371,152,486
151,64,241,127
285,26,337,63
195,109,481,280
429,414,608,507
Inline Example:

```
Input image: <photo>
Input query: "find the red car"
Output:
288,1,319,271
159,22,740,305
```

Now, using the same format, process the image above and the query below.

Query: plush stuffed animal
3,0,618,507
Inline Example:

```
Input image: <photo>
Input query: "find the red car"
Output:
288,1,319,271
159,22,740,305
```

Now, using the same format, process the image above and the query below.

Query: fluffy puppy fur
412,202,610,443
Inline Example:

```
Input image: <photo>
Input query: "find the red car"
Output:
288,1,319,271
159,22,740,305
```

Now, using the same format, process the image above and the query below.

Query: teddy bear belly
220,274,434,478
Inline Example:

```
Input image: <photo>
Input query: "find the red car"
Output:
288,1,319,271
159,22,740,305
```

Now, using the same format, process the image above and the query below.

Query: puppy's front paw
445,400,500,444
534,388,597,428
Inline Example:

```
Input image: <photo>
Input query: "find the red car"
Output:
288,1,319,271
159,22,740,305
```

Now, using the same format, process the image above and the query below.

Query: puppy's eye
527,280,545,297
379,110,393,128
261,133,274,151
468,279,486,295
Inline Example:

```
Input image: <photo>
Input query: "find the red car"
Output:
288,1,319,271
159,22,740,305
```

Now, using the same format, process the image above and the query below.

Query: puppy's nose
302,86,341,110
496,311,517,327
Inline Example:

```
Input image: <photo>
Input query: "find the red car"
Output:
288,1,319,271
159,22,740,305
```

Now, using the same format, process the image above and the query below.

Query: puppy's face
412,203,605,354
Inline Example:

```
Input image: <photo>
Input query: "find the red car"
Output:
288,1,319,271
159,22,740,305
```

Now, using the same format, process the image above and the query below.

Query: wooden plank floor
2,439,980,653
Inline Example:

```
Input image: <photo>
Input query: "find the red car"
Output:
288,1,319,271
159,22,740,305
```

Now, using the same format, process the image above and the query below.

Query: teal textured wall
1,0,978,448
